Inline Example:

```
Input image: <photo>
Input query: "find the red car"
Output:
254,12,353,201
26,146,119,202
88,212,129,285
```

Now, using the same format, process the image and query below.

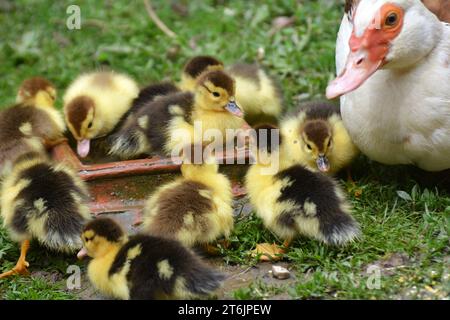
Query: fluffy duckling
107,70,244,159
143,144,234,249
178,55,225,92
228,63,283,125
63,71,139,158
0,152,91,278
245,124,360,260
79,218,225,300
280,102,359,175
179,56,283,125
0,77,66,175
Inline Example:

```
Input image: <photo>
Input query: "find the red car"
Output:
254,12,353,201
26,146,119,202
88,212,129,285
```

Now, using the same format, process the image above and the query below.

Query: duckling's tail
107,129,148,159
319,207,361,246
184,262,226,296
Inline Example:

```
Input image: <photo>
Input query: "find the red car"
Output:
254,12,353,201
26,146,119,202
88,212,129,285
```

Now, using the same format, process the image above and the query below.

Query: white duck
327,0,450,171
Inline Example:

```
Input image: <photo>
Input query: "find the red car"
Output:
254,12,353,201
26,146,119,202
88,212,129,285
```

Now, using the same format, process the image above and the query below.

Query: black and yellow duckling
245,124,360,261
179,55,283,126
142,144,234,250
0,77,66,175
178,55,225,92
63,71,139,158
107,70,245,159
280,101,359,175
78,218,225,300
0,152,91,278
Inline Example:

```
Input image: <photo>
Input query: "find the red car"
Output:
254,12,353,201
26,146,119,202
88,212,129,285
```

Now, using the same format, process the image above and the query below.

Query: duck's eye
87,121,93,129
385,12,398,27
306,144,312,150
327,140,332,148
212,92,220,97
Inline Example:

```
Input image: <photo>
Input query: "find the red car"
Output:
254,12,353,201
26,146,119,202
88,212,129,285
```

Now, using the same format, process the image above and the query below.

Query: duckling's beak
316,155,330,172
77,246,88,260
225,99,243,118
77,139,90,158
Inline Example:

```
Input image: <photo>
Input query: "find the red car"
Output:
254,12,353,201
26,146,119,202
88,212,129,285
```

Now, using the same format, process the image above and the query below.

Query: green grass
0,0,449,300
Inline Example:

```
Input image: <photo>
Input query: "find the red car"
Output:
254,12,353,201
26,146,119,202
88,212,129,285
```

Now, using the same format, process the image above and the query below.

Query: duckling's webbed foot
346,168,362,197
0,240,31,279
251,243,285,262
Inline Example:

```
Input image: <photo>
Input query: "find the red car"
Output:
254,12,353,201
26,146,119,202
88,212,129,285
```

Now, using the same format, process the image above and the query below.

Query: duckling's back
0,104,62,172
1,152,91,252
108,234,224,299
275,164,360,245
108,91,195,158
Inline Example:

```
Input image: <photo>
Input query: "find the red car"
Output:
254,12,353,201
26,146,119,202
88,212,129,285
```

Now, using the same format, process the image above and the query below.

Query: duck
63,70,139,158
78,218,225,300
0,151,91,278
0,77,66,176
280,101,359,175
107,70,245,159
327,0,450,172
179,55,284,125
245,124,360,261
142,144,234,250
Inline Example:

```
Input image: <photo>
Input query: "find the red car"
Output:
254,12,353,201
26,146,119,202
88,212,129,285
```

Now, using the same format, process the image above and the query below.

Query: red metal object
51,142,249,225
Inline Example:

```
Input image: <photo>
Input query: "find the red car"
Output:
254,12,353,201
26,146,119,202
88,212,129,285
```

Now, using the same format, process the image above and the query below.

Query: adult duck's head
327,0,442,99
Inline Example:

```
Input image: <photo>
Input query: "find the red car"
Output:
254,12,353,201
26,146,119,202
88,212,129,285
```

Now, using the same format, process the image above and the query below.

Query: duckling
142,144,234,249
179,56,283,126
228,63,283,125
178,55,225,92
0,152,91,278
280,101,359,175
78,218,225,300
0,77,66,175
107,70,244,159
245,124,360,261
130,82,180,114
63,71,139,158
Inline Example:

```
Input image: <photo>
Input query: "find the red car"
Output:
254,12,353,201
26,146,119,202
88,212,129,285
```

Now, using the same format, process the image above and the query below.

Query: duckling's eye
87,121,93,129
212,92,220,97
306,144,312,150
327,140,332,148
385,12,398,27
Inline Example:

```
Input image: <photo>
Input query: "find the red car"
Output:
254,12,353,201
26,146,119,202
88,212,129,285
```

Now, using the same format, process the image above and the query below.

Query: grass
0,0,449,300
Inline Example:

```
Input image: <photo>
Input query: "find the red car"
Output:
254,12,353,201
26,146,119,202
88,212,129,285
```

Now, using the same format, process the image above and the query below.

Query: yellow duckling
0,77,66,175
179,56,283,125
179,55,224,92
143,144,234,249
0,152,91,278
63,70,139,158
245,124,360,261
78,218,225,300
228,63,283,125
107,70,245,159
280,101,359,175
